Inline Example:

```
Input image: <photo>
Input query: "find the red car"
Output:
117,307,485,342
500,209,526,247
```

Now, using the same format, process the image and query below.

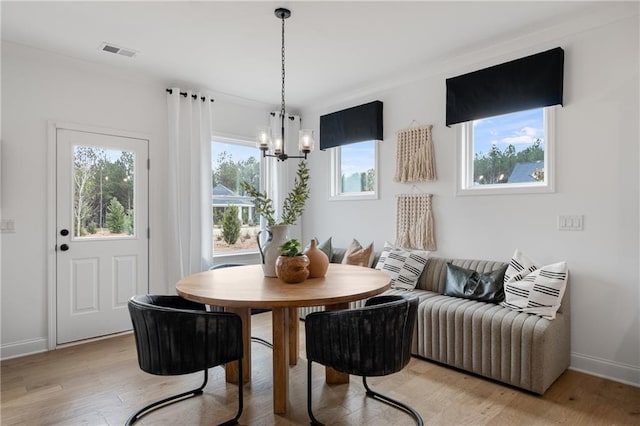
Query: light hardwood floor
2,312,638,425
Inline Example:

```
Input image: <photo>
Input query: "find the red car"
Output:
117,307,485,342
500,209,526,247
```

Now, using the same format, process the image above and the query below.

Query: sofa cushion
375,242,429,290
443,263,507,303
414,291,569,394
501,249,568,320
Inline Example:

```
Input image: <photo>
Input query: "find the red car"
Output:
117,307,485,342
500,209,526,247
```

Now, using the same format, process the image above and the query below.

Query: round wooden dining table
176,263,390,414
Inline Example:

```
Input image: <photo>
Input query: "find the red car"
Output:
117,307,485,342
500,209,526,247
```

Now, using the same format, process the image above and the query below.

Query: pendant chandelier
256,7,315,161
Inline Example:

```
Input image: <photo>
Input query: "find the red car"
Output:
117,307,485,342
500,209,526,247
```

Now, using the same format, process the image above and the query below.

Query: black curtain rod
166,88,214,103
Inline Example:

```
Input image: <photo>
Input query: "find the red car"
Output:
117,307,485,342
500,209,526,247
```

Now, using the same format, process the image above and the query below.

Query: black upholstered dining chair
127,295,244,425
305,294,423,426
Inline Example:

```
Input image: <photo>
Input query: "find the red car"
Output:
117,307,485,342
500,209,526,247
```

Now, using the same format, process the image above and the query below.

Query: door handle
59,244,69,252
60,229,69,236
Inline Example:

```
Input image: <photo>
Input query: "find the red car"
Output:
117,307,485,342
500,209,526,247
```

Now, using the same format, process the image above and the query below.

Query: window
212,137,261,255
330,140,378,200
457,107,555,195
72,146,135,238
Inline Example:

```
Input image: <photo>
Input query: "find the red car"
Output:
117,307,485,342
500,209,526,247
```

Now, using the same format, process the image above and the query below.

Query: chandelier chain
280,14,286,120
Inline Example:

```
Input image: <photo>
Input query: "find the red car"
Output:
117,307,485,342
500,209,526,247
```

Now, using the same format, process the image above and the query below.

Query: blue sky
104,148,127,163
472,108,544,156
73,146,130,163
212,141,258,170
341,140,375,176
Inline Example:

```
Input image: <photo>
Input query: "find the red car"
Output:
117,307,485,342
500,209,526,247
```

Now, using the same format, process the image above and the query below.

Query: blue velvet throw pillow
444,263,508,303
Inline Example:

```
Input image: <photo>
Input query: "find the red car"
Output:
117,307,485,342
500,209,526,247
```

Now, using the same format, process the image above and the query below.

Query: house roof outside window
507,161,545,183
212,184,254,207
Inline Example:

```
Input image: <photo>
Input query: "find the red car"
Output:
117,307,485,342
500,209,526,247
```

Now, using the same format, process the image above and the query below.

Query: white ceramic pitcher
257,224,289,277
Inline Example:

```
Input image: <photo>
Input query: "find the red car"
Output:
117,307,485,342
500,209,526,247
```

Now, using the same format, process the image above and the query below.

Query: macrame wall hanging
394,125,436,183
396,193,437,251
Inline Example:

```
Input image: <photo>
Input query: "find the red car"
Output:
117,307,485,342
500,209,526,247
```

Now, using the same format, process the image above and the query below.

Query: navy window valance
320,101,383,150
446,47,564,127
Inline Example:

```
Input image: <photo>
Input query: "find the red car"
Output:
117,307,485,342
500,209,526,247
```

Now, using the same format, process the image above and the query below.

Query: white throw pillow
501,249,568,320
375,242,429,290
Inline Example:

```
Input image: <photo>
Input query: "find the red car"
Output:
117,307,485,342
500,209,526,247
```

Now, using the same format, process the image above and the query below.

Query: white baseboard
570,352,640,387
1,337,48,360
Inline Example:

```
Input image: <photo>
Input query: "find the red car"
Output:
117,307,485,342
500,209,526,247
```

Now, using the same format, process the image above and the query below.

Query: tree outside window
211,139,261,254
72,146,135,238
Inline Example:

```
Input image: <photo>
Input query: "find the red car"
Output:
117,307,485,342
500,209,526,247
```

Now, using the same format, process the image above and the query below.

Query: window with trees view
330,140,378,200
72,146,135,238
212,138,261,255
458,107,555,195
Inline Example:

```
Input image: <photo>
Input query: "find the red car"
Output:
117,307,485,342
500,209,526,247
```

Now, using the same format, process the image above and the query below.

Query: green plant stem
240,160,310,226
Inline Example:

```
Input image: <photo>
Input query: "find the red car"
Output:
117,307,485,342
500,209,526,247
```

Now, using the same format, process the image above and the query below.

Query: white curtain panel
166,89,213,288
266,112,300,228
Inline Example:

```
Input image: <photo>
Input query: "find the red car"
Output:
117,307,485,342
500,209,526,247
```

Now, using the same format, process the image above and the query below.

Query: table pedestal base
272,307,290,414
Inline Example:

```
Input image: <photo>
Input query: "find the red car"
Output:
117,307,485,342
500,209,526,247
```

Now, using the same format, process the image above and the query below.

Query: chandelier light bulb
274,137,283,155
299,129,315,153
256,127,272,151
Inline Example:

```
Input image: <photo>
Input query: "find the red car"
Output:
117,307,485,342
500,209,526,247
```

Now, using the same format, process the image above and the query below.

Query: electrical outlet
558,215,583,231
0,219,15,233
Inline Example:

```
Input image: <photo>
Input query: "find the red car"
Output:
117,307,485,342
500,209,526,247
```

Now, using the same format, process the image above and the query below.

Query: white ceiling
1,1,610,109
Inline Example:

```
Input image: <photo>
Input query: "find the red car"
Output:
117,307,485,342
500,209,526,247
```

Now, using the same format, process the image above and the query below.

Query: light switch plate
558,215,583,231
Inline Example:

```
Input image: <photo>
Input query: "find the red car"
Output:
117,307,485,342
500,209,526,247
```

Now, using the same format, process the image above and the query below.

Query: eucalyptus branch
280,161,310,226
239,181,277,227
240,160,310,227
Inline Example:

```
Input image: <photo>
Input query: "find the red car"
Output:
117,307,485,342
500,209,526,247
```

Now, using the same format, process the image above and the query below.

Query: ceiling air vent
99,42,137,58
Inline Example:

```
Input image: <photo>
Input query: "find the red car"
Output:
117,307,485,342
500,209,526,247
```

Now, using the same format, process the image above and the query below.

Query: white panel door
56,128,148,344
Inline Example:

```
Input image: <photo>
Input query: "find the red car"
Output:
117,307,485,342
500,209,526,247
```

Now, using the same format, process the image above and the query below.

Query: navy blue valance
446,47,564,126
320,101,383,150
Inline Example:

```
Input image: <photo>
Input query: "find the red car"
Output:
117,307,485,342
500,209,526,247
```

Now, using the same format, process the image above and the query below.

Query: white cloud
502,135,535,144
500,126,540,145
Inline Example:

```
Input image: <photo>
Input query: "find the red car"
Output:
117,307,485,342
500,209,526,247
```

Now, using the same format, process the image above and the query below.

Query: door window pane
73,146,135,238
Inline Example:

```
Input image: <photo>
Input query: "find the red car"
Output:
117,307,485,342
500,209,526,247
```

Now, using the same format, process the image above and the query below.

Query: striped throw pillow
375,242,429,291
501,249,568,320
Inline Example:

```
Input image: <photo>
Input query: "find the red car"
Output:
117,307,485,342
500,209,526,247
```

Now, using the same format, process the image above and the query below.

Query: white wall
301,12,639,385
0,41,271,358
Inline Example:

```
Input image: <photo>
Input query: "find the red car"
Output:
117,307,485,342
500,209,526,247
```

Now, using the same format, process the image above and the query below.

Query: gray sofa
299,248,570,394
